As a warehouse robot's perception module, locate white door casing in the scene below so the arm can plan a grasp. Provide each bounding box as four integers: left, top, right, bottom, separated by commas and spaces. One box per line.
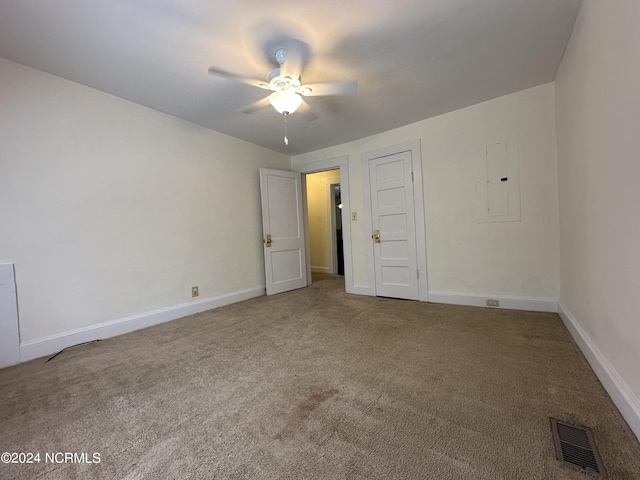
259, 168, 307, 295
362, 140, 428, 301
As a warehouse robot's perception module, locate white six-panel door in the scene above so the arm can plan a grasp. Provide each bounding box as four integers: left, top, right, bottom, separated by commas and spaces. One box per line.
368, 151, 420, 300
259, 168, 307, 295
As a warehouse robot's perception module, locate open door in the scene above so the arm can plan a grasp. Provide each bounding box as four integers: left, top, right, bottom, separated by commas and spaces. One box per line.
259, 168, 307, 295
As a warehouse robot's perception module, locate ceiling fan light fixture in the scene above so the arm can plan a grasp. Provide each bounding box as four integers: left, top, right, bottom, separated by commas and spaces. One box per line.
268, 91, 302, 114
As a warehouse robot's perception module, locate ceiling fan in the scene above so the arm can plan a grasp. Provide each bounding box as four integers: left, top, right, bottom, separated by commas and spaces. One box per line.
208, 48, 357, 145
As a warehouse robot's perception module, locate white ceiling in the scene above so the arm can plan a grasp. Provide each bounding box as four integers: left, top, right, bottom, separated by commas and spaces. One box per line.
0, 0, 582, 155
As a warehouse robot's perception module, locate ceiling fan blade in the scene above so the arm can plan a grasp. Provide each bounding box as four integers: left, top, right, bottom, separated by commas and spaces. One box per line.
208, 67, 270, 90
240, 97, 271, 114
278, 48, 304, 80
297, 100, 318, 122
300, 81, 358, 96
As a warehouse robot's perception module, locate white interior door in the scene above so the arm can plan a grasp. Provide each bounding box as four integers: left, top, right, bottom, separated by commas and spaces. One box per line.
368, 151, 419, 300
259, 168, 307, 295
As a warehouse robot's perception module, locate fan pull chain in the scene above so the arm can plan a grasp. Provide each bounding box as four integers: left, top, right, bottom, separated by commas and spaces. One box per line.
283, 112, 289, 146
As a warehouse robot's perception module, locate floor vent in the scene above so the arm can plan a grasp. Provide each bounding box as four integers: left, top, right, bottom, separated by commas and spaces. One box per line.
550, 418, 606, 476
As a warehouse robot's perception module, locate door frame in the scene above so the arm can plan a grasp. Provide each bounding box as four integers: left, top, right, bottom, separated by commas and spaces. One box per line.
293, 156, 355, 293
362, 140, 429, 301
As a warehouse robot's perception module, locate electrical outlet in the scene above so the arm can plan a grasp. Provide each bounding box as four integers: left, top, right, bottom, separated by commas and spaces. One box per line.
191, 286, 199, 298
486, 299, 499, 307
352, 212, 358, 221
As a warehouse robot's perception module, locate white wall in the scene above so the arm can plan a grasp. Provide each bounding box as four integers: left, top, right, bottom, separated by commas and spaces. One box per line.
306, 170, 341, 273
292, 83, 560, 302
555, 0, 640, 437
0, 57, 289, 344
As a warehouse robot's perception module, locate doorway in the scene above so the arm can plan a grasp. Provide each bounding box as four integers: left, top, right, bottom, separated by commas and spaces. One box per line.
330, 183, 345, 276
293, 155, 356, 294
305, 169, 343, 282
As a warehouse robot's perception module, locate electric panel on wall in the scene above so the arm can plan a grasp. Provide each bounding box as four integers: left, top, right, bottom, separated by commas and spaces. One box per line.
476, 139, 521, 223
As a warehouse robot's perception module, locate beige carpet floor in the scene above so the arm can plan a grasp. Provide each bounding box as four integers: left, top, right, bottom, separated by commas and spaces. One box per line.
1, 274, 639, 479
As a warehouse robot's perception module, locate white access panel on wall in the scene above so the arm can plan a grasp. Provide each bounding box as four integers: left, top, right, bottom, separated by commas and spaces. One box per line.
476, 139, 521, 223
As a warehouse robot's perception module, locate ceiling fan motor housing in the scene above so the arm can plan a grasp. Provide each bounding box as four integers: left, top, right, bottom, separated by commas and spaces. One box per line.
269, 68, 301, 91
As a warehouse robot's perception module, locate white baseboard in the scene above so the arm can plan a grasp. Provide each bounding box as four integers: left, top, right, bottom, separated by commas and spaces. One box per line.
558, 302, 640, 442
311, 266, 331, 274
19, 286, 265, 363
428, 291, 557, 312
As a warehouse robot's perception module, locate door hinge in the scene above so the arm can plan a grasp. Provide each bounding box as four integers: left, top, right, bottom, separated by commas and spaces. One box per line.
417, 269, 419, 279
411, 171, 414, 182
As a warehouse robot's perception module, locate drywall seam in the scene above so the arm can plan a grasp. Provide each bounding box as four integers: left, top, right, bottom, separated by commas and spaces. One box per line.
558, 302, 640, 442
